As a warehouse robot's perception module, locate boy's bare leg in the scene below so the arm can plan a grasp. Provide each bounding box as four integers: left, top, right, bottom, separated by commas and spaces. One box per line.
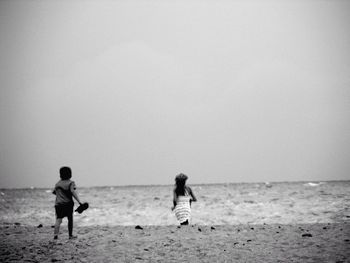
54, 218, 62, 239
67, 214, 73, 237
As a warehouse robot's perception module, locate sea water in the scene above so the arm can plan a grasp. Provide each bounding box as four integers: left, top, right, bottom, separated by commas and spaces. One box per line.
0, 181, 349, 226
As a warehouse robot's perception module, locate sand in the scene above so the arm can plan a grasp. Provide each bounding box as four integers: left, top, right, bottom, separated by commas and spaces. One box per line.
1, 223, 349, 262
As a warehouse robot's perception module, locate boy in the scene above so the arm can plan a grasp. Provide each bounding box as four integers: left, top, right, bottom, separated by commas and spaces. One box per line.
53, 166, 82, 239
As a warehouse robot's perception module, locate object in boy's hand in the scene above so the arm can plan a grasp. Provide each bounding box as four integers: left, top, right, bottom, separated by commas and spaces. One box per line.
75, 202, 89, 214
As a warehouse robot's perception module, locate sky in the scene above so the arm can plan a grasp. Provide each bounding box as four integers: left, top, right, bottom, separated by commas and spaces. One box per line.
0, 0, 349, 188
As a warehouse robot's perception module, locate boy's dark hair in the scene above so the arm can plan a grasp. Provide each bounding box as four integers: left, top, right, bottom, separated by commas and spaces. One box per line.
60, 166, 72, 180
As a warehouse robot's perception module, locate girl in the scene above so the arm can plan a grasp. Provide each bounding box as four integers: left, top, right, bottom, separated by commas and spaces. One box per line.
171, 173, 197, 225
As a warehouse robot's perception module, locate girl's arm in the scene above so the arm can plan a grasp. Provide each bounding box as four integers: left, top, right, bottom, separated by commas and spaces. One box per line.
171, 190, 177, 210
189, 187, 197, 202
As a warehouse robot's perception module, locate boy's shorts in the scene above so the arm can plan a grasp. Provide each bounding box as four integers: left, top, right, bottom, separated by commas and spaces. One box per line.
55, 203, 74, 219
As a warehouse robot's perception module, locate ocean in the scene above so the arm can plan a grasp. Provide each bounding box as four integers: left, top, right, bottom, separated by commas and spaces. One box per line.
0, 181, 349, 226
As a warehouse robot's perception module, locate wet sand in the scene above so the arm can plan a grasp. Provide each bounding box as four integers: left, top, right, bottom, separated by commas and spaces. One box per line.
1, 223, 349, 262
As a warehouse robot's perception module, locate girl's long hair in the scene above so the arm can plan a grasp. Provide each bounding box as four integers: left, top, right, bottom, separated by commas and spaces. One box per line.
175, 179, 186, 196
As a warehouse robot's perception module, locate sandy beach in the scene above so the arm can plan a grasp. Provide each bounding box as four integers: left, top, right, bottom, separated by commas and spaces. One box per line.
1, 222, 349, 262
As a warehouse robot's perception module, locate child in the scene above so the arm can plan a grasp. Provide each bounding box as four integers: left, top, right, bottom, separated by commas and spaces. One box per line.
53, 166, 82, 239
171, 173, 197, 225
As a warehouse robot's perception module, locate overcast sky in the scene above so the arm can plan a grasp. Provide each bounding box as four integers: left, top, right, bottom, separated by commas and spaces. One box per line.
1, 0, 349, 188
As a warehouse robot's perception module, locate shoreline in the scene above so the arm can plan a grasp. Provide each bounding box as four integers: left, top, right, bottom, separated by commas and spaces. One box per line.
1, 222, 349, 262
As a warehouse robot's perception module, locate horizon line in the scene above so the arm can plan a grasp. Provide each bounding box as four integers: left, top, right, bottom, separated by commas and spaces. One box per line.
1, 179, 349, 190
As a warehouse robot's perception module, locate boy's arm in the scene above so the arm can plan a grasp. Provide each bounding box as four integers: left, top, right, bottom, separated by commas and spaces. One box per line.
70, 182, 82, 205
72, 190, 82, 205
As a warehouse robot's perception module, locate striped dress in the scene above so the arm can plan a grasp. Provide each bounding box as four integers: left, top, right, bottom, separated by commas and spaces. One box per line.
174, 191, 191, 224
